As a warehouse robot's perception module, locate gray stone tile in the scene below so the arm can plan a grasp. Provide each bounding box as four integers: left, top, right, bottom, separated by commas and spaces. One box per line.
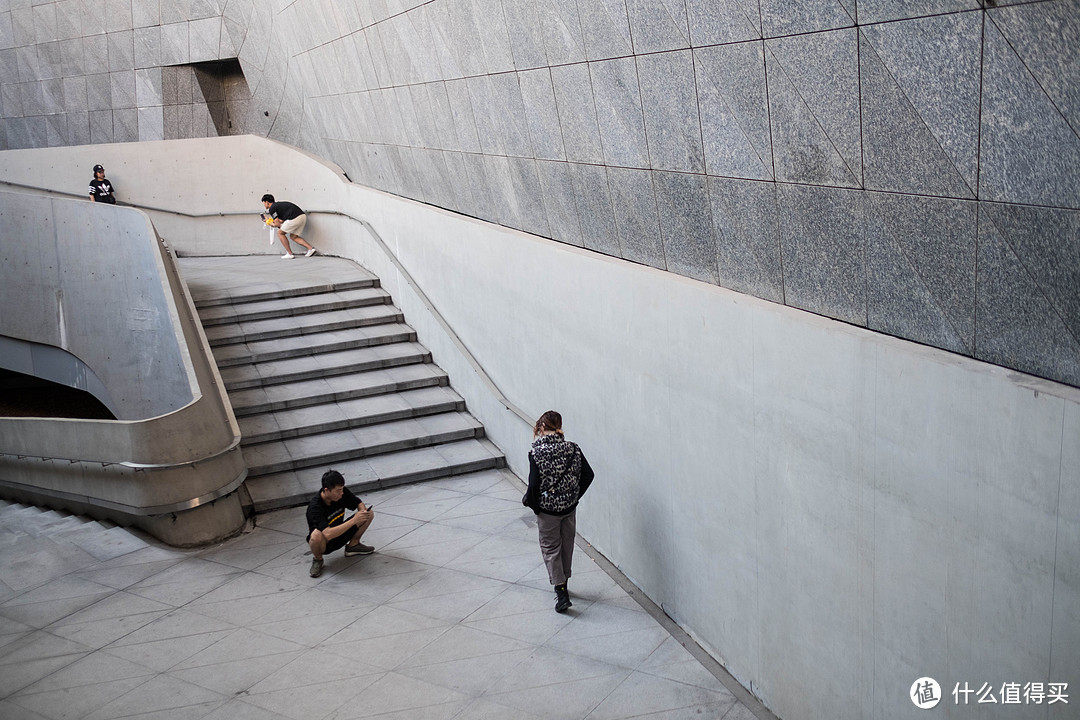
490, 71, 533, 158
10, 676, 145, 719
709, 176, 784, 303
160, 22, 189, 66
990, 0, 1080, 133
536, 159, 584, 247
10, 8, 35, 48
590, 57, 649, 168
54, 0, 81, 42
486, 669, 629, 719
551, 62, 603, 164
778, 183, 867, 326
979, 14, 1080, 209
654, 171, 718, 284
860, 14, 981, 196
109, 69, 134, 109
759, 0, 854, 37
860, 0, 979, 24
31, 3, 57, 44
979, 201, 1080, 364
694, 40, 772, 180
609, 166, 666, 270
577, 0, 634, 61
518, 68, 565, 161
133, 1, 160, 29
626, 0, 691, 54
637, 50, 705, 173
89, 109, 113, 143
132, 26, 160, 69
135, 67, 162, 107
539, 0, 587, 65
68, 111, 90, 144
107, 30, 133, 73
569, 161, 622, 256
686, 0, 761, 45
445, 0, 486, 77
444, 78, 481, 153
587, 670, 735, 719
976, 204, 1080, 386
765, 29, 861, 187
440, 151, 476, 213
59, 37, 83, 77
865, 192, 978, 354
473, 0, 515, 74
461, 152, 499, 222
36, 41, 61, 80
501, 0, 548, 69
424, 2, 462, 81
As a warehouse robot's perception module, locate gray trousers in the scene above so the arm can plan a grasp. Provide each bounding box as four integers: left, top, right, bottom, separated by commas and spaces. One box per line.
536, 509, 576, 586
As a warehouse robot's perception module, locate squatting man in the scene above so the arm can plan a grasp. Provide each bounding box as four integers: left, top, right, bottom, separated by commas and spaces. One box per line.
306, 470, 375, 578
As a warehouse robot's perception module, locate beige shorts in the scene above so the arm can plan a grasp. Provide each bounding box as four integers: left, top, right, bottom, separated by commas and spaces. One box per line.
280, 214, 307, 236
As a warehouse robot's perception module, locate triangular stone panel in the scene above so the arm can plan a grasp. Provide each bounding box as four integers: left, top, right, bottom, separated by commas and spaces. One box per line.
860, 36, 973, 197
979, 20, 1080, 208
766, 31, 861, 187
626, 0, 691, 54
862, 12, 981, 195
865, 193, 977, 354
759, 0, 854, 37
695, 41, 773, 180
686, 0, 761, 45
989, 0, 1080, 135
976, 208, 1080, 385
980, 201, 1080, 345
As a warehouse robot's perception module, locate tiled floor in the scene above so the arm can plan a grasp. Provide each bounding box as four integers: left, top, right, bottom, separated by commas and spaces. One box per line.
0, 470, 763, 720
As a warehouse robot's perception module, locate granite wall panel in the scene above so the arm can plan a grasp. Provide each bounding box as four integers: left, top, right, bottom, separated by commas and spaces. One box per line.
709, 177, 784, 303
4, 0, 1079, 388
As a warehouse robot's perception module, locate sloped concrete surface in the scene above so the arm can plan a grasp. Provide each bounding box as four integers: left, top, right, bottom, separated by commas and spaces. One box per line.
0, 477, 766, 720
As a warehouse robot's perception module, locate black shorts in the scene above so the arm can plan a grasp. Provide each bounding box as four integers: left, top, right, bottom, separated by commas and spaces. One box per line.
308, 524, 358, 554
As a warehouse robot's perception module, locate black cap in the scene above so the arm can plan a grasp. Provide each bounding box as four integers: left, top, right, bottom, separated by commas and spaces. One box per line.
93, 164, 104, 173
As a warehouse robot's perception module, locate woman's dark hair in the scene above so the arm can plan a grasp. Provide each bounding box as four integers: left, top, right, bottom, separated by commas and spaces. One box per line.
321, 469, 345, 490
261, 193, 275, 203
533, 410, 563, 438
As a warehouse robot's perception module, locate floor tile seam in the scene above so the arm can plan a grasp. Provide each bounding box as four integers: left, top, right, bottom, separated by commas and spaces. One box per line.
0, 588, 114, 614
6, 670, 156, 716
83, 674, 230, 720
166, 646, 310, 676
631, 661, 744, 696
478, 667, 634, 707
10, 647, 159, 695
103, 623, 243, 652
0, 650, 92, 698
47, 607, 173, 635
579, 668, 731, 719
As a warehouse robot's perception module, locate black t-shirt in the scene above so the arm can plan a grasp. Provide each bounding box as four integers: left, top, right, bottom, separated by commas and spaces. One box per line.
306, 487, 361, 536
268, 201, 303, 221
89, 178, 116, 204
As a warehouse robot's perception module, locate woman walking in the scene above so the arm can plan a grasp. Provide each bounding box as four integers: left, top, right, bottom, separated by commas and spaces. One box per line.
522, 411, 595, 612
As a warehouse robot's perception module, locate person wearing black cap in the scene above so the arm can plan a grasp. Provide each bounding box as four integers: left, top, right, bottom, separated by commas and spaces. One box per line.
88, 165, 116, 204
261, 193, 318, 260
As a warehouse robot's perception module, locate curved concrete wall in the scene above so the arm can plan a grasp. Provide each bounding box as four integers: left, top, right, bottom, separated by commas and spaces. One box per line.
0, 1, 1077, 389
6, 136, 1074, 719
0, 189, 246, 545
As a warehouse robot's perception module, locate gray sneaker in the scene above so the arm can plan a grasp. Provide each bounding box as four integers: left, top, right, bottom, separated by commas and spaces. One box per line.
344, 542, 374, 557
309, 558, 324, 577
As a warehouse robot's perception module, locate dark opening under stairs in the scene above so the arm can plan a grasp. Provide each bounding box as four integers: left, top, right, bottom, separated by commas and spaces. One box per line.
183, 256, 505, 514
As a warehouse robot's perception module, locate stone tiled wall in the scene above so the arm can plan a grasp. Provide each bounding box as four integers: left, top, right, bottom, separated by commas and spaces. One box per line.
2, 0, 1078, 386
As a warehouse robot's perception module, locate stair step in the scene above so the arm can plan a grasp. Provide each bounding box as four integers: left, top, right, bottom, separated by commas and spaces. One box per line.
205, 305, 405, 347
245, 438, 506, 513
242, 412, 485, 477
230, 364, 450, 417
193, 276, 379, 309
212, 323, 417, 367
221, 342, 432, 391
197, 287, 391, 326
238, 386, 466, 445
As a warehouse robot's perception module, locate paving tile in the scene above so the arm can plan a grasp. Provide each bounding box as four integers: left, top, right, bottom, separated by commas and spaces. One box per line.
169, 650, 306, 696
246, 648, 385, 694
398, 647, 532, 695
547, 625, 672, 669
8, 676, 149, 720
15, 651, 155, 694
0, 653, 89, 699
324, 625, 449, 671
47, 610, 171, 650
80, 674, 227, 720
586, 670, 737, 720
483, 671, 629, 720
101, 630, 236, 672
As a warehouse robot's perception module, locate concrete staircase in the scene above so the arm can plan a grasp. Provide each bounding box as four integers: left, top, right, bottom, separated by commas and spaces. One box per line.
0, 499, 151, 563
188, 258, 505, 514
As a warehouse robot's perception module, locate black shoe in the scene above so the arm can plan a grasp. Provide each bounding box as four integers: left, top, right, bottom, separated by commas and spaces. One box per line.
344, 542, 374, 557
554, 584, 572, 613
